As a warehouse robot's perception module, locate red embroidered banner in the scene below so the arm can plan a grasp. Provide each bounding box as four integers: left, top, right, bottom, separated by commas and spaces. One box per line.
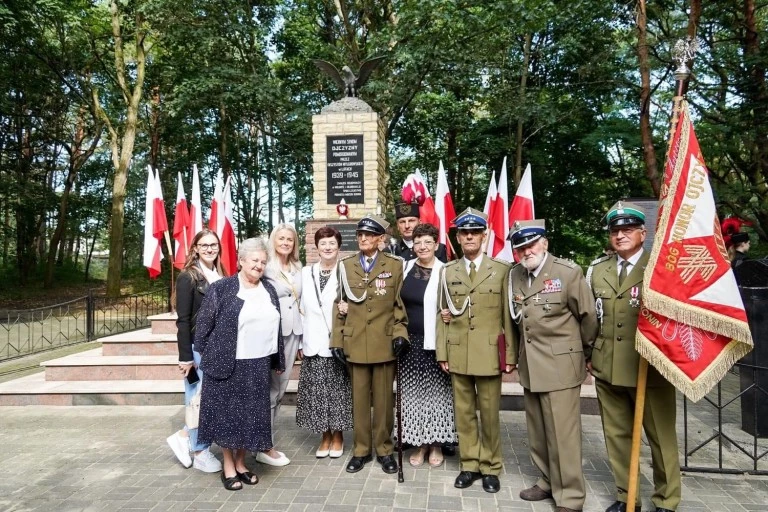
636, 100, 753, 402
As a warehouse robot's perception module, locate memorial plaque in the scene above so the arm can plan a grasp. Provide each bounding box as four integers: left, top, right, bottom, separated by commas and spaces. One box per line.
327, 135, 364, 204
327, 222, 360, 252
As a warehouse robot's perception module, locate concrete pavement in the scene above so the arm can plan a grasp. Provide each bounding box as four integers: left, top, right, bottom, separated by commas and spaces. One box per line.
1, 405, 767, 512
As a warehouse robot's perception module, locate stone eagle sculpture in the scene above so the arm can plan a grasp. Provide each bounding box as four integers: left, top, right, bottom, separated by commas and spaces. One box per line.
312, 56, 386, 98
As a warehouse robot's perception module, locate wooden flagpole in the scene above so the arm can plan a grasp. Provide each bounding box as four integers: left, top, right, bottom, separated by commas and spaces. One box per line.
626, 38, 694, 511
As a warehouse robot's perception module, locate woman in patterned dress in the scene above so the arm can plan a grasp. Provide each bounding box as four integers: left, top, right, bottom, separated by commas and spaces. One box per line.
296, 227, 353, 458
398, 224, 456, 467
196, 238, 285, 490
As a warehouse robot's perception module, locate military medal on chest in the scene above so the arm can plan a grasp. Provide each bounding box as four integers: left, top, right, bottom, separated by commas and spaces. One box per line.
629, 286, 640, 308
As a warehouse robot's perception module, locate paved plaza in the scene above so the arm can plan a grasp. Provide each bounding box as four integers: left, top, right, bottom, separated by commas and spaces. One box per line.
1, 405, 767, 512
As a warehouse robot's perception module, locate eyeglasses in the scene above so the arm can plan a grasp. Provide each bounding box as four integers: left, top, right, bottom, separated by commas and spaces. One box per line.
413, 240, 436, 247
609, 227, 642, 236
197, 243, 220, 251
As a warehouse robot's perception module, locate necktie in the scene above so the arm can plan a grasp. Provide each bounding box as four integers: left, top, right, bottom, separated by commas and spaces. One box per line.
528, 272, 535, 287
618, 260, 629, 286
469, 261, 477, 282
366, 257, 373, 266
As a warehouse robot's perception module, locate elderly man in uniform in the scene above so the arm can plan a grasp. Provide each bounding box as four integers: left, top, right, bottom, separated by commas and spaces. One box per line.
587, 202, 681, 512
388, 202, 449, 262
508, 220, 598, 512
436, 207, 516, 493
331, 214, 409, 475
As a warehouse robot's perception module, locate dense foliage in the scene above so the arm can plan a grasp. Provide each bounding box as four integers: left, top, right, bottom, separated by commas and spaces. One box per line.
1, 0, 765, 291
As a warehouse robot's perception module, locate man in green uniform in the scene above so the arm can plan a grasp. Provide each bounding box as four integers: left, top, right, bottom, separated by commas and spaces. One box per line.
508, 220, 597, 512
436, 207, 516, 493
587, 201, 681, 512
330, 214, 409, 474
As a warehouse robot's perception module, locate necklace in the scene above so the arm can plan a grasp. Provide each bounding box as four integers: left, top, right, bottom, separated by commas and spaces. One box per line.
319, 269, 332, 276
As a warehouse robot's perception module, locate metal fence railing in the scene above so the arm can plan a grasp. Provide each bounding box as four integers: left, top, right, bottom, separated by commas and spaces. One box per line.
681, 362, 768, 475
0, 287, 170, 362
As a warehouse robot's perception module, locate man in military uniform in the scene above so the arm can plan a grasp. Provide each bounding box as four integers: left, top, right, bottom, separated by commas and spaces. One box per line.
436, 207, 515, 493
330, 214, 409, 474
387, 202, 449, 262
587, 202, 681, 512
508, 220, 597, 512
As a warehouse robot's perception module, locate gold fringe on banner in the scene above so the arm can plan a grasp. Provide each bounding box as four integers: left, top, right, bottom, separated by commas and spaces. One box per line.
636, 331, 752, 403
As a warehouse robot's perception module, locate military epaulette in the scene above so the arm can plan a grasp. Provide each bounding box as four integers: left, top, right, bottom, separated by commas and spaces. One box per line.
585, 255, 611, 288
488, 255, 513, 267
443, 259, 461, 268
381, 252, 404, 262
553, 257, 577, 269
339, 253, 357, 262
588, 255, 611, 268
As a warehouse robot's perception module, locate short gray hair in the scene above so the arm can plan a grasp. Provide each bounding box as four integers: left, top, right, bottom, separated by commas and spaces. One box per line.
238, 237, 269, 261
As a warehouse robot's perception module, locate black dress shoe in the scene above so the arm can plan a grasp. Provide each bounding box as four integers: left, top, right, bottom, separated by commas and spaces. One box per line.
346, 454, 372, 473
605, 501, 640, 512
481, 474, 500, 493
376, 454, 398, 474
454, 471, 482, 489
442, 444, 456, 457
656, 508, 674, 512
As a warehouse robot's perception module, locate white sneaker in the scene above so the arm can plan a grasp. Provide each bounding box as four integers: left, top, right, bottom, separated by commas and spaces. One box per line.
166, 432, 192, 468
255, 450, 290, 466
192, 448, 223, 473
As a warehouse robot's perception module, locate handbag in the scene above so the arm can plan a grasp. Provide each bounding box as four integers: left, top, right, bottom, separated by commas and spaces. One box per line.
185, 381, 202, 429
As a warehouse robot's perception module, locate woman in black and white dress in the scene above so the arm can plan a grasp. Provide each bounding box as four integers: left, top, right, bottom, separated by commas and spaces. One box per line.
296, 227, 352, 458
398, 223, 456, 468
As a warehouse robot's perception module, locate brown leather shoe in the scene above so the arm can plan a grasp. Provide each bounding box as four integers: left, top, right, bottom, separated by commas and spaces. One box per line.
519, 484, 553, 501
555, 508, 582, 512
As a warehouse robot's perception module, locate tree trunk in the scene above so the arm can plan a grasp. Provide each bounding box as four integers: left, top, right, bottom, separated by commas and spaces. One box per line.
637, 0, 661, 196
45, 105, 101, 287
103, 1, 148, 297
514, 33, 532, 187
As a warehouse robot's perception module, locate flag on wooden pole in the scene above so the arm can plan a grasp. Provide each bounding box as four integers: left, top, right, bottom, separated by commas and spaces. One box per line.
142, 166, 164, 278
508, 163, 535, 262
435, 161, 456, 259
636, 100, 753, 402
220, 175, 238, 276
486, 158, 513, 261
172, 172, 191, 269
188, 164, 203, 244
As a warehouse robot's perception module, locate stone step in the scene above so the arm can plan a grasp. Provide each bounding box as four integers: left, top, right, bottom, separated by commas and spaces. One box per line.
148, 313, 177, 335
41, 348, 178, 381
0, 372, 183, 406
0, 370, 597, 410
100, 328, 178, 356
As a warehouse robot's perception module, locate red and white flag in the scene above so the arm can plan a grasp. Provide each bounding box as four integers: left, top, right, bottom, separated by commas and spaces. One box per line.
142, 166, 165, 278
636, 100, 753, 402
208, 171, 223, 234
435, 161, 456, 259
401, 172, 439, 228
172, 172, 191, 270
486, 158, 512, 261
220, 175, 238, 276
508, 163, 535, 262
187, 164, 203, 244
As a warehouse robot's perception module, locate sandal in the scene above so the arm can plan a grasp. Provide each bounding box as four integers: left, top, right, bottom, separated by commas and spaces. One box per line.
221, 472, 242, 491
236, 470, 259, 485
409, 446, 427, 467
428, 446, 444, 468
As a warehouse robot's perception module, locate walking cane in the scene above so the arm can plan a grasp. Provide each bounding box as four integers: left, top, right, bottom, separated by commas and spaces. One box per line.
396, 358, 404, 483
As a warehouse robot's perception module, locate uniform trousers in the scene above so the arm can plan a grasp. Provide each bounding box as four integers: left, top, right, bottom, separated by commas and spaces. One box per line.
270, 332, 301, 442
524, 385, 585, 510
349, 361, 395, 457
451, 373, 502, 475
595, 378, 681, 510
